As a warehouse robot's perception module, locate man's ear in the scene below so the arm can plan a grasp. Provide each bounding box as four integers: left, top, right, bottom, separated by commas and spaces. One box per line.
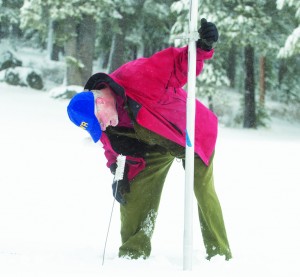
96, 97, 105, 104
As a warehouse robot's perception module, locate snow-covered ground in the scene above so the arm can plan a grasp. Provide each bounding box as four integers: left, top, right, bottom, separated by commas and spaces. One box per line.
0, 82, 300, 277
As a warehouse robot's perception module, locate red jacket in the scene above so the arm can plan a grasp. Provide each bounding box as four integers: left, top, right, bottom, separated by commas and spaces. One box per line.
84, 46, 218, 180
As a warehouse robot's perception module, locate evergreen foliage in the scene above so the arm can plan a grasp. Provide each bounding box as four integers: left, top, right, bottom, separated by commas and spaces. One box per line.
170, 0, 299, 127
0, 0, 298, 126
0, 0, 23, 38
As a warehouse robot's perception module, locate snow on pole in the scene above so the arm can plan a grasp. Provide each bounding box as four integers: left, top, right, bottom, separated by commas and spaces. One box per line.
183, 0, 198, 271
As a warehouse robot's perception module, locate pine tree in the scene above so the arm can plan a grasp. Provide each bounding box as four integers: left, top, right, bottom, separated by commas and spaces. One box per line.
20, 0, 110, 86
0, 0, 24, 39
170, 0, 299, 127
277, 0, 300, 58
105, 0, 176, 72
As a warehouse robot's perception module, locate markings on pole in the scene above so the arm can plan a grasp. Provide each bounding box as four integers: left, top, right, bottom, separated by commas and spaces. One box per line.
185, 129, 192, 147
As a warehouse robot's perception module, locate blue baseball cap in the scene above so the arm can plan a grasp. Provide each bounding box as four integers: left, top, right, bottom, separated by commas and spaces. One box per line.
67, 91, 102, 142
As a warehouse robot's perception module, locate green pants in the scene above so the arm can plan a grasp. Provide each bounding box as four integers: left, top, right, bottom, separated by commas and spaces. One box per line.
119, 151, 232, 260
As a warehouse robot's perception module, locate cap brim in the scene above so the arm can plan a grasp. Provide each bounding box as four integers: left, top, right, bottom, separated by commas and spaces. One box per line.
88, 120, 102, 142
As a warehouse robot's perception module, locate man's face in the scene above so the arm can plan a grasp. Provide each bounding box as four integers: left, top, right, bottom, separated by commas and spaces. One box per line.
93, 87, 118, 131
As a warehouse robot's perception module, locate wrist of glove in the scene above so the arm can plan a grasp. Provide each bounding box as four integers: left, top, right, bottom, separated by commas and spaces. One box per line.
196, 39, 214, 51
197, 18, 219, 51
109, 163, 117, 175
111, 163, 130, 205
112, 178, 130, 205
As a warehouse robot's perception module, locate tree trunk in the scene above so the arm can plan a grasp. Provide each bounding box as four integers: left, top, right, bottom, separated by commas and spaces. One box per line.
136, 42, 145, 58
227, 44, 236, 88
208, 95, 214, 112
77, 16, 96, 84
50, 21, 63, 61
259, 56, 266, 106
243, 45, 256, 128
108, 31, 126, 73
278, 59, 287, 86
108, 16, 129, 73
64, 19, 82, 86
47, 19, 54, 60
51, 44, 61, 61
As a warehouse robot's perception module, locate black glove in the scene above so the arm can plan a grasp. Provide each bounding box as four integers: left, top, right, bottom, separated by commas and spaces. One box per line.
197, 18, 219, 51
111, 163, 130, 205
109, 163, 117, 175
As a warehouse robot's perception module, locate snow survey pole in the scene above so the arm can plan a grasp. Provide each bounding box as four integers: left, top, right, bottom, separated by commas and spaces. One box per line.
183, 0, 199, 271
